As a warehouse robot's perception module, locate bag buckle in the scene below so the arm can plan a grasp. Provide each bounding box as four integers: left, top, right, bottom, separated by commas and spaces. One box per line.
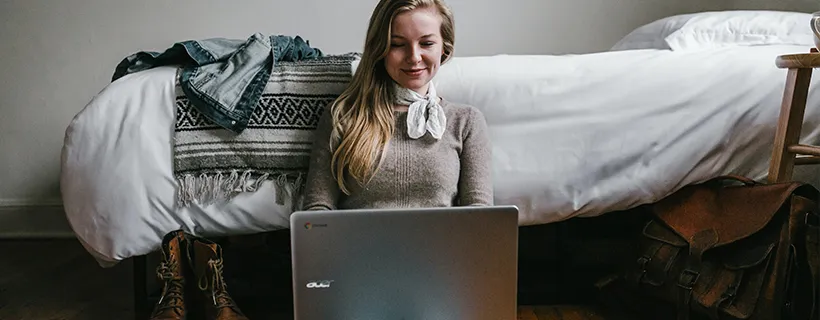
633, 256, 651, 284
637, 255, 650, 268
677, 269, 700, 290
720, 281, 739, 301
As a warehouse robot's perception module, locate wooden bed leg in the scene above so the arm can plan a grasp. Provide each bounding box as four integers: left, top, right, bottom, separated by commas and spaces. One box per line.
133, 255, 149, 320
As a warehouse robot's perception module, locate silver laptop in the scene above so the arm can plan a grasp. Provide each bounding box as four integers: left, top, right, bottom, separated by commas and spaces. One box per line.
289, 205, 520, 320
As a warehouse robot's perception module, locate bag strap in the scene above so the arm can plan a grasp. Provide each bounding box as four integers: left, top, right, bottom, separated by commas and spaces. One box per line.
676, 229, 719, 320
707, 175, 759, 186
666, 176, 750, 320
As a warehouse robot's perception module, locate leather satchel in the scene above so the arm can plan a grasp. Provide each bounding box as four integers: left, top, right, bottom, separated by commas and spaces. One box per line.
595, 176, 820, 320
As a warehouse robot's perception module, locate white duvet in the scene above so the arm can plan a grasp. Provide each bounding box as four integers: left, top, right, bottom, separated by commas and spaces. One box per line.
61, 45, 820, 266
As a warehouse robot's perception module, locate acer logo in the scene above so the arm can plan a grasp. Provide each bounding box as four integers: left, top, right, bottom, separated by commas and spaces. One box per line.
306, 280, 334, 289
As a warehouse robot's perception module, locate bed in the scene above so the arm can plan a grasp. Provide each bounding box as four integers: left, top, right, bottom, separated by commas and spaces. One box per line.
60, 10, 820, 267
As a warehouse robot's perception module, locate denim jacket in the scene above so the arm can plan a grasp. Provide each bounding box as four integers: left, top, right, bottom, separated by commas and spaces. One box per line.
112, 33, 323, 133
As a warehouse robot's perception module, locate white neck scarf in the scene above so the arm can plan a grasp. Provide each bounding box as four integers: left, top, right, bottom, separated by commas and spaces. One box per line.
393, 81, 446, 140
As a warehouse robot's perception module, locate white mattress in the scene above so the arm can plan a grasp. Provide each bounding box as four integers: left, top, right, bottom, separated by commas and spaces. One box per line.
61, 45, 820, 266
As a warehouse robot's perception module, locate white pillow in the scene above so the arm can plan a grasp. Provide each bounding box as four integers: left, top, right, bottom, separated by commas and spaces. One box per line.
611, 12, 699, 50
611, 10, 814, 51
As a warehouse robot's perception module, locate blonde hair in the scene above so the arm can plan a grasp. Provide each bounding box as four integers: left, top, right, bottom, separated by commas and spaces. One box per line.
328, 0, 455, 194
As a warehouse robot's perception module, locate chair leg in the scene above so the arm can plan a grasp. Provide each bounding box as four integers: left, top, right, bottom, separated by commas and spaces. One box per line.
769, 67, 813, 183
133, 255, 149, 320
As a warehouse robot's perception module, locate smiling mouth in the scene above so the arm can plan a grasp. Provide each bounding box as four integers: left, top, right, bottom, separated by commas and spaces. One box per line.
402, 68, 426, 76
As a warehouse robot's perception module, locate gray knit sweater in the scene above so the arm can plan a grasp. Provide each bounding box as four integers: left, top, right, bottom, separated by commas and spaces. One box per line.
301, 99, 494, 210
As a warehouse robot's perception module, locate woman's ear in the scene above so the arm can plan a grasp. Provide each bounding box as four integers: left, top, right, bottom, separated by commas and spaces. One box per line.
441, 49, 453, 64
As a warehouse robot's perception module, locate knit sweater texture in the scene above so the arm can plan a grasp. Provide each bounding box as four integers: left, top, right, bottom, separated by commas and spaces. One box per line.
301, 98, 493, 210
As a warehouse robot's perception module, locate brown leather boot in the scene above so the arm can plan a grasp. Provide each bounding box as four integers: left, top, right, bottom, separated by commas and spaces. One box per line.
188, 236, 250, 320
149, 230, 190, 320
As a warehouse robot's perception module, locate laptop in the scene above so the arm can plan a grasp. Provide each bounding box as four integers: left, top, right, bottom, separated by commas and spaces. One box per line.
289, 205, 520, 320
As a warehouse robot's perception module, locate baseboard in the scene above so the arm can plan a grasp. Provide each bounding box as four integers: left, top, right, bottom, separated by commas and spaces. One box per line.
0, 198, 75, 239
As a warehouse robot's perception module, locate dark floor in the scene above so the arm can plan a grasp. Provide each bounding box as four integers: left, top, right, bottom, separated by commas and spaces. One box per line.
0, 237, 298, 320
0, 239, 133, 319
0, 209, 647, 320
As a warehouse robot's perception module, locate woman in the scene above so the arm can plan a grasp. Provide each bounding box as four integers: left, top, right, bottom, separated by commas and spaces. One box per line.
301, 0, 493, 211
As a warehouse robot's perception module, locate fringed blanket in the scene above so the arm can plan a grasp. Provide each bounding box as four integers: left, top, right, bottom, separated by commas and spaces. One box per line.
173, 53, 358, 208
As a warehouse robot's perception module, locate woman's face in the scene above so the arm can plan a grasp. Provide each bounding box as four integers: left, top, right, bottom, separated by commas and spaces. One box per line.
385, 7, 444, 95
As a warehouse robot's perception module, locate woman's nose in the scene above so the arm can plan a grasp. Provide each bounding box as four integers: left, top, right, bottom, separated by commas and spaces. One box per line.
406, 46, 422, 63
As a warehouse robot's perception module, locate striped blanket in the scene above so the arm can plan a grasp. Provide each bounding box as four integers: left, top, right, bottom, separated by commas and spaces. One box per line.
173, 53, 358, 208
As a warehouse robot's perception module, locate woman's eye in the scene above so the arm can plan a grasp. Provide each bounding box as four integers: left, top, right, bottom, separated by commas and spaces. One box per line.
421, 42, 435, 46
390, 43, 404, 47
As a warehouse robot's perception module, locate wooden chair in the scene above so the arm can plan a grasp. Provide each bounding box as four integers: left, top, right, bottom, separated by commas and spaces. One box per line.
768, 48, 820, 183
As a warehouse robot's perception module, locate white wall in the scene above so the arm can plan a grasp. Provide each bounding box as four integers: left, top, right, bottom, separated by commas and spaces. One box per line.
730, 0, 818, 12
0, 0, 748, 236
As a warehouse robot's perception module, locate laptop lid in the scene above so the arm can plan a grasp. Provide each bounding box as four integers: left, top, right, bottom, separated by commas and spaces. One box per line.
289, 205, 519, 320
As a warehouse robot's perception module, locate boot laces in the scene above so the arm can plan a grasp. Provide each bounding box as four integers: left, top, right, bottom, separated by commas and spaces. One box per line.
153, 259, 185, 312
200, 258, 235, 308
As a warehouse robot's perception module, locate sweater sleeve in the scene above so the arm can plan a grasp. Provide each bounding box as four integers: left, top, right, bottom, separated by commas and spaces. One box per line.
457, 107, 494, 206
301, 106, 341, 211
